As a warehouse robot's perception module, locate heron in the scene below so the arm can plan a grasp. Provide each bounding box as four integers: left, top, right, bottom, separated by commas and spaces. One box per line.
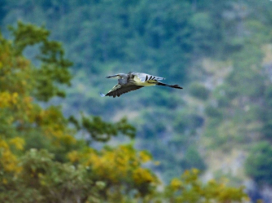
100, 72, 183, 98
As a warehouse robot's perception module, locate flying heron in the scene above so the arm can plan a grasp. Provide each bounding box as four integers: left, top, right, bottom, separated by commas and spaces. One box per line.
100, 72, 183, 98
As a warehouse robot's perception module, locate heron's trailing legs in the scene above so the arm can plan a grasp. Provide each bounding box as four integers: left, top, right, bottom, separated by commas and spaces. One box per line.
156, 82, 183, 89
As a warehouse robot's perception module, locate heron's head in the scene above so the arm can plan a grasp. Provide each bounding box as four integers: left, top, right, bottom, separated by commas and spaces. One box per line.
106, 73, 127, 79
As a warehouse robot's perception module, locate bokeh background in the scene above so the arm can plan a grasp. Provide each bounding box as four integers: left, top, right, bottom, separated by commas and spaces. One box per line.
1, 0, 272, 202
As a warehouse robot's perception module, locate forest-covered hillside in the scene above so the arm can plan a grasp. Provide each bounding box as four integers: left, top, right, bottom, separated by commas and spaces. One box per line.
0, 19, 248, 203
1, 0, 272, 202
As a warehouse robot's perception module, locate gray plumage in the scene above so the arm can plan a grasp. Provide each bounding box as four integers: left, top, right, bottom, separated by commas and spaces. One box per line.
101, 72, 183, 98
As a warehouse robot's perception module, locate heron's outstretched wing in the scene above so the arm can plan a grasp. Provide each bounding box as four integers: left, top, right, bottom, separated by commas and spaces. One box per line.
105, 84, 143, 98
131, 72, 165, 82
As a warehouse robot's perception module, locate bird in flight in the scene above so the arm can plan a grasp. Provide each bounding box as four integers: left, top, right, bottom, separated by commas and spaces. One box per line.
100, 72, 183, 98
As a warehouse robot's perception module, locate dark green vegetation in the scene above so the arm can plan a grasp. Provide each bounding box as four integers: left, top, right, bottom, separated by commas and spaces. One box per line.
245, 141, 272, 186
1, 0, 272, 200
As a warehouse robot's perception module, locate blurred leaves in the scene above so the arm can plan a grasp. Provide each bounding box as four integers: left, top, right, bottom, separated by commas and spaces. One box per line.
165, 169, 248, 203
9, 21, 72, 101
69, 115, 136, 142
245, 141, 272, 185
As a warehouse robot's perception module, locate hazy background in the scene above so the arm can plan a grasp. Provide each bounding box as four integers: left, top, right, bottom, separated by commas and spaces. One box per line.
1, 0, 272, 202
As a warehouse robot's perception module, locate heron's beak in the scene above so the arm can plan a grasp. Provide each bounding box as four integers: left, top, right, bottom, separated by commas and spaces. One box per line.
106, 74, 119, 78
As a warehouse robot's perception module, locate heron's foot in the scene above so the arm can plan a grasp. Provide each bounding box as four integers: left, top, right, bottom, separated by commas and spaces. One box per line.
100, 93, 106, 97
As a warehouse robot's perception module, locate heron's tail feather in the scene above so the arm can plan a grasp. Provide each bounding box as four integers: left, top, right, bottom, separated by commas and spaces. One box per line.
157, 82, 183, 89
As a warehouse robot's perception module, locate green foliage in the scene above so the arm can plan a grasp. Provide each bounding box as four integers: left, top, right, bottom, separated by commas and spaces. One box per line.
182, 146, 206, 171
9, 21, 72, 101
69, 115, 136, 142
205, 105, 223, 119
164, 169, 248, 203
245, 141, 272, 185
202, 6, 272, 151
189, 83, 210, 100
0, 149, 103, 203
262, 86, 272, 141
173, 112, 204, 134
